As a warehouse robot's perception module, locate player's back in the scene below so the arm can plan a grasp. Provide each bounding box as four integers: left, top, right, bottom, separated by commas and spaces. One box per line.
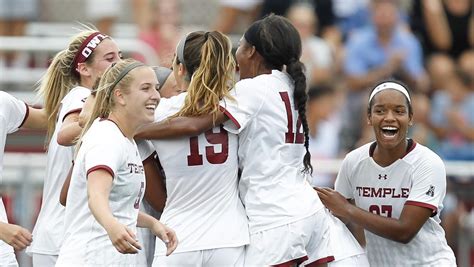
149, 93, 248, 256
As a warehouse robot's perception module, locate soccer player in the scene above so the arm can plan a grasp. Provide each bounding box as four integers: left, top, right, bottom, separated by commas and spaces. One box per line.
137, 16, 367, 266
55, 59, 177, 266
138, 30, 249, 266
27, 28, 122, 266
0, 91, 46, 266
316, 80, 457, 266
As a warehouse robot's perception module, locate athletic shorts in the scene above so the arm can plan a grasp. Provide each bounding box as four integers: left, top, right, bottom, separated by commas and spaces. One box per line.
152, 246, 245, 267
245, 208, 334, 266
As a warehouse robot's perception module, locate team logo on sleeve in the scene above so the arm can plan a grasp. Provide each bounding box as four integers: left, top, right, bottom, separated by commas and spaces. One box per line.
378, 174, 388, 180
426, 185, 435, 197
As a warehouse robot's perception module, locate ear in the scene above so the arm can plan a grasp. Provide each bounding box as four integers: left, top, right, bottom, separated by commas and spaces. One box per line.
248, 46, 257, 59
178, 63, 186, 78
367, 115, 372, 126
114, 88, 126, 106
76, 62, 92, 78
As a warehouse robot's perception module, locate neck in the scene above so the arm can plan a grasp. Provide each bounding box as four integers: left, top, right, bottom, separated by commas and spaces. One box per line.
373, 139, 408, 167
107, 112, 136, 139
80, 77, 94, 89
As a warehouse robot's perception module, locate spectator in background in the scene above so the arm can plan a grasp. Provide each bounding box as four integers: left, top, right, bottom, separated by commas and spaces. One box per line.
133, 0, 181, 67
430, 68, 474, 161
410, 0, 473, 60
212, 0, 262, 34
306, 85, 342, 188
85, 0, 122, 35
426, 53, 456, 93
0, 0, 39, 68
458, 50, 474, 87
409, 92, 438, 148
340, 0, 428, 152
287, 3, 334, 87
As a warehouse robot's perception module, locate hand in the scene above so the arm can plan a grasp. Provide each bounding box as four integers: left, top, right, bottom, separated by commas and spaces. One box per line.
387, 51, 406, 73
0, 222, 33, 250
105, 221, 141, 254
151, 221, 178, 256
315, 187, 352, 220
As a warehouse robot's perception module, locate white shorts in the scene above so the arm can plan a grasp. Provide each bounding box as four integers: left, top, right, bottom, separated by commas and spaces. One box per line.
0, 252, 18, 267
31, 253, 58, 267
152, 246, 245, 267
245, 208, 334, 266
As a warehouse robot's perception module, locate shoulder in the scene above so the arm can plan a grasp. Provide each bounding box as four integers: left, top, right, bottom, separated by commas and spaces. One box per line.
62, 86, 90, 104
154, 93, 187, 122
404, 143, 444, 169
83, 119, 124, 146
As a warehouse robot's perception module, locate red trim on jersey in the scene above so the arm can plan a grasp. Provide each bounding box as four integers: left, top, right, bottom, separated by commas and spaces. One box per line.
219, 106, 241, 129
62, 108, 82, 122
306, 256, 335, 266
18, 102, 30, 128
401, 139, 417, 158
87, 165, 114, 179
405, 200, 437, 214
272, 256, 308, 267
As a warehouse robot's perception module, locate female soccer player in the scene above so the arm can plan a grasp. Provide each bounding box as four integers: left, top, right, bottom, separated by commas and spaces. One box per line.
138, 30, 249, 266
27, 28, 122, 266
137, 16, 367, 266
0, 92, 46, 266
55, 59, 177, 266
316, 80, 457, 266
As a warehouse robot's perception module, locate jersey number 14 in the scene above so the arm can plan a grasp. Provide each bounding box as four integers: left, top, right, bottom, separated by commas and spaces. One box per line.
280, 92, 304, 144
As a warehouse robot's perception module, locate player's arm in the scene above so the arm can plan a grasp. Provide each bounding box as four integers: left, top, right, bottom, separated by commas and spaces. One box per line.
59, 164, 73, 206
135, 112, 227, 140
21, 106, 47, 130
0, 222, 33, 251
143, 155, 167, 212
344, 199, 366, 247
137, 211, 177, 256
57, 112, 82, 146
316, 188, 432, 244
87, 169, 141, 254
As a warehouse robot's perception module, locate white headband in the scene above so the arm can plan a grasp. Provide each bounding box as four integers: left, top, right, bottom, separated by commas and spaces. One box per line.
369, 82, 411, 103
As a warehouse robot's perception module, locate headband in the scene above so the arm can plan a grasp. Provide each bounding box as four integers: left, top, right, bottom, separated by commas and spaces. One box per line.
109, 62, 145, 90
369, 81, 411, 103
72, 32, 109, 75
153, 66, 172, 90
176, 33, 189, 65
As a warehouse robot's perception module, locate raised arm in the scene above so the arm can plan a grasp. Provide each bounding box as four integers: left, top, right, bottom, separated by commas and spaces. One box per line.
316, 187, 432, 244
22, 107, 47, 130
57, 112, 82, 146
135, 112, 227, 140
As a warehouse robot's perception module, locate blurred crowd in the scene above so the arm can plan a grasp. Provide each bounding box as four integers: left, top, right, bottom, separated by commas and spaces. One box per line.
1, 0, 473, 262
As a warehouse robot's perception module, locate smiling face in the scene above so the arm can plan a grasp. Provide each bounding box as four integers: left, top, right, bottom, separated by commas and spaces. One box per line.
368, 89, 413, 151
122, 66, 160, 126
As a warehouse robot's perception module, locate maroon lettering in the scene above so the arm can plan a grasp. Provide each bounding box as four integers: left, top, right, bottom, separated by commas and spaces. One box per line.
279, 92, 303, 144
187, 126, 229, 166
356, 186, 410, 198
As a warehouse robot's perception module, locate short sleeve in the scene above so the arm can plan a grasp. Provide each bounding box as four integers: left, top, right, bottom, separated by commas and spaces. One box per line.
405, 155, 446, 215
154, 93, 186, 122
220, 79, 265, 134
84, 141, 123, 179
137, 140, 155, 161
60, 88, 91, 122
334, 157, 354, 199
1, 92, 28, 133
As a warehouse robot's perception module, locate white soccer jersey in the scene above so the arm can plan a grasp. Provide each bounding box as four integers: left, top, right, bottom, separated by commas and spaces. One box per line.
146, 93, 249, 256
220, 70, 323, 233
335, 140, 456, 266
28, 86, 90, 256
56, 119, 145, 266
0, 91, 28, 261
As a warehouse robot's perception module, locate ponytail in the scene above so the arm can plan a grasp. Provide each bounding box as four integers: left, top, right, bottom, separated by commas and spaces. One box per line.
287, 59, 312, 174
175, 31, 235, 123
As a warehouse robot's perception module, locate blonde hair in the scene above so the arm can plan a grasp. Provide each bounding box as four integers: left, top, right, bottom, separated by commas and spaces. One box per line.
78, 58, 143, 142
37, 26, 106, 143
175, 31, 235, 122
